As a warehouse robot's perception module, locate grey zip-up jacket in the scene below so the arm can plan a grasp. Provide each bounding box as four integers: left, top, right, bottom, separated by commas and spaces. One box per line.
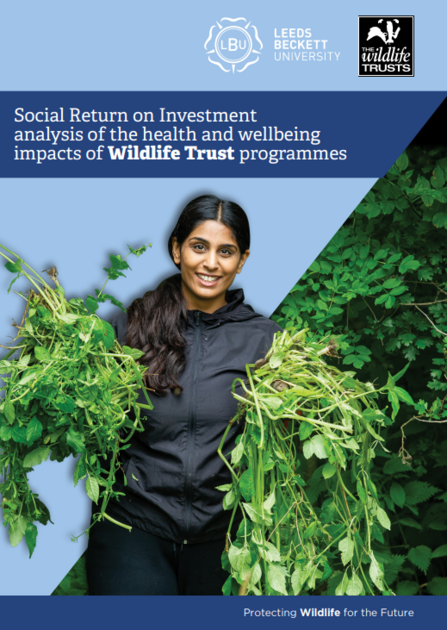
107, 289, 281, 544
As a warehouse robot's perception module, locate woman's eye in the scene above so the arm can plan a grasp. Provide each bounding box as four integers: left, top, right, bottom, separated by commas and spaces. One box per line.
193, 244, 206, 251
220, 248, 232, 256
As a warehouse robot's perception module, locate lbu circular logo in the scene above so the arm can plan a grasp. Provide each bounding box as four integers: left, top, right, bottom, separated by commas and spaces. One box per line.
205, 17, 263, 73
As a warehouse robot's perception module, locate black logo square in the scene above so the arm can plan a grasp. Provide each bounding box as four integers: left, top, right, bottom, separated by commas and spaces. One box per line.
358, 16, 414, 77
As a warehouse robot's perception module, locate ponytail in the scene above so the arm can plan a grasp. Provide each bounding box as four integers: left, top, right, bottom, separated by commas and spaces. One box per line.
125, 274, 187, 395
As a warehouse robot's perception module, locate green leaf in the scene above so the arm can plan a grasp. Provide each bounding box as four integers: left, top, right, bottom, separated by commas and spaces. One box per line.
384, 555, 406, 585
59, 313, 81, 324
92, 320, 115, 350
228, 545, 251, 573
383, 277, 401, 289
109, 254, 130, 271
222, 575, 232, 596
10, 425, 27, 444
303, 434, 328, 460
375, 294, 389, 306
85, 474, 100, 503
25, 523, 38, 558
85, 295, 99, 313
376, 506, 391, 530
5, 260, 22, 274
223, 489, 235, 510
299, 421, 313, 440
262, 396, 282, 411
432, 544, 447, 559
23, 446, 51, 467
322, 462, 336, 479
408, 546, 432, 574
394, 386, 415, 406
239, 466, 255, 502
231, 441, 244, 465
392, 363, 411, 383
369, 554, 385, 591
263, 489, 276, 512
26, 416, 43, 444
4, 400, 15, 423
335, 571, 349, 595
259, 541, 281, 563
339, 536, 354, 565
427, 577, 447, 596
9, 515, 28, 547
346, 573, 363, 595
267, 564, 287, 595
404, 481, 440, 505
399, 255, 421, 273
35, 499, 52, 526
128, 243, 151, 258
433, 212, 447, 229
0, 424, 12, 440
390, 483, 405, 508
121, 346, 145, 360
396, 152, 409, 171
73, 456, 87, 486
291, 566, 306, 595
357, 480, 367, 504
95, 291, 125, 311
66, 427, 85, 453
249, 562, 262, 587
304, 521, 317, 539
55, 394, 75, 414
399, 517, 422, 530
243, 502, 272, 525
269, 352, 284, 369
374, 249, 389, 261
385, 295, 395, 309
215, 484, 232, 492
34, 346, 52, 361
396, 581, 419, 596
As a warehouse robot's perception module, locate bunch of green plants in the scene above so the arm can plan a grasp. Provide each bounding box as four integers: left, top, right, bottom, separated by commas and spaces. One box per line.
272, 146, 447, 595
218, 328, 409, 596
0, 243, 152, 557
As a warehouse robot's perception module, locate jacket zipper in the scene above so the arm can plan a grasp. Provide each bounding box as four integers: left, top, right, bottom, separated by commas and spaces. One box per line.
182, 311, 201, 543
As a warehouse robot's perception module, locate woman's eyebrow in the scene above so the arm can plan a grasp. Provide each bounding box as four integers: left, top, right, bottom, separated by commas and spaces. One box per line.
188, 237, 237, 248
188, 237, 209, 244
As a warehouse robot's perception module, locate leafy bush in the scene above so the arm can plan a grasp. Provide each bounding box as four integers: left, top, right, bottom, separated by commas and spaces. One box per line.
273, 146, 447, 595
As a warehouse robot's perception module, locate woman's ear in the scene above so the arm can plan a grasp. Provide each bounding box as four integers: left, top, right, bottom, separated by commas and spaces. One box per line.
172, 237, 181, 265
237, 250, 250, 274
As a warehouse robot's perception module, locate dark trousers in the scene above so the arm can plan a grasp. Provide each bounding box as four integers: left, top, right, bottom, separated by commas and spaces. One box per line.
86, 518, 228, 595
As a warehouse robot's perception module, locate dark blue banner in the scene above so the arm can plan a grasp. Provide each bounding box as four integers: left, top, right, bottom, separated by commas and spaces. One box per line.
1, 595, 445, 628
0, 92, 445, 177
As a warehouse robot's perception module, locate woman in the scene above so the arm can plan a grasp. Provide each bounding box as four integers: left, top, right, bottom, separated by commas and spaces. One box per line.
87, 195, 281, 595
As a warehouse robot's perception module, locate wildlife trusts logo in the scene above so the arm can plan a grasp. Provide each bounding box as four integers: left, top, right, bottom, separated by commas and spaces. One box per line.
204, 17, 263, 73
358, 15, 414, 77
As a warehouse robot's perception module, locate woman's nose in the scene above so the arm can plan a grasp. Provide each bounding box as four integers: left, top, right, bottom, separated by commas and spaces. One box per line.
204, 250, 218, 270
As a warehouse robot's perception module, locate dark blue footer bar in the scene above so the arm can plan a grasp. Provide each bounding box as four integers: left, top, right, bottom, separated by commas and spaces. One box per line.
1, 596, 445, 628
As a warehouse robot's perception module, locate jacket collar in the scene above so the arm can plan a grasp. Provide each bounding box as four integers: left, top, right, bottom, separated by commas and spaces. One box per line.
187, 288, 258, 327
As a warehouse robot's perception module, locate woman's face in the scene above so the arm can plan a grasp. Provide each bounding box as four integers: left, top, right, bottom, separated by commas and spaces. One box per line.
172, 220, 250, 313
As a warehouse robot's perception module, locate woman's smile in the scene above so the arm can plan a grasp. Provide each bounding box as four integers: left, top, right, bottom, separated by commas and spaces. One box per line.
196, 273, 221, 286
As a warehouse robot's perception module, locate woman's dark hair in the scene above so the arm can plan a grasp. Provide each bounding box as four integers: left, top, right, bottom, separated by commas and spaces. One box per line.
124, 195, 250, 395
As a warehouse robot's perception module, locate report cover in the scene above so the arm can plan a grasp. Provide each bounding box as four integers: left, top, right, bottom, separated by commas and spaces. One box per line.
0, 0, 446, 623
